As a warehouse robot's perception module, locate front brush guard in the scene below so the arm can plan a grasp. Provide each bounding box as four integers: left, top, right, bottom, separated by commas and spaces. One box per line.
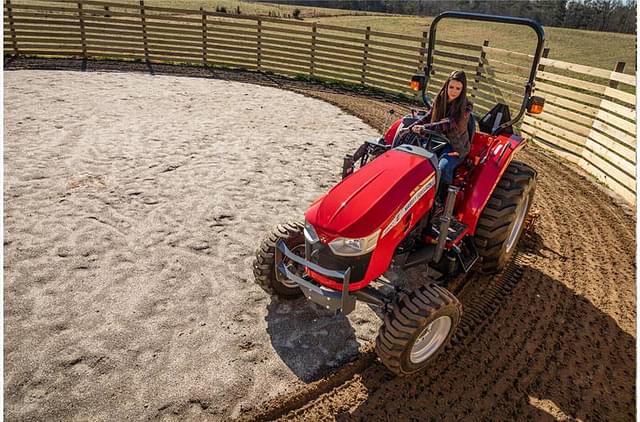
275, 239, 356, 314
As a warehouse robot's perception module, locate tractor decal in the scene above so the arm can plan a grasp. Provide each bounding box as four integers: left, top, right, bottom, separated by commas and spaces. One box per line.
381, 174, 435, 238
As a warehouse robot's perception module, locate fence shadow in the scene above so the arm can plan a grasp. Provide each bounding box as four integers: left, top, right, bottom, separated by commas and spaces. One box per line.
341, 264, 635, 421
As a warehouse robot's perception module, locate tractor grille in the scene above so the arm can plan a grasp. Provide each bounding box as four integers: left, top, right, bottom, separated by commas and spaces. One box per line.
306, 240, 372, 283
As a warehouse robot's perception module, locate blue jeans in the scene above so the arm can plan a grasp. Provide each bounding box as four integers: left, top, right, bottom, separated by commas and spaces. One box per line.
438, 145, 462, 185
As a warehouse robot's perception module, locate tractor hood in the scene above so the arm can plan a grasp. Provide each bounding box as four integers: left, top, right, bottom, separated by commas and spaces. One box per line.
305, 147, 437, 239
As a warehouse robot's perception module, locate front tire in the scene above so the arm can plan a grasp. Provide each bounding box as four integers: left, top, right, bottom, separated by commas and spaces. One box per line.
474, 160, 536, 273
253, 221, 305, 298
375, 284, 462, 376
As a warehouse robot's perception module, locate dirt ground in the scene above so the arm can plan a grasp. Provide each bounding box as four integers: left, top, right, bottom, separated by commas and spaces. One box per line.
4, 59, 636, 422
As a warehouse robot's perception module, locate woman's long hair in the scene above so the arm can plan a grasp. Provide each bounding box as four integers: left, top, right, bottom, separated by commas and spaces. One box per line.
431, 70, 468, 132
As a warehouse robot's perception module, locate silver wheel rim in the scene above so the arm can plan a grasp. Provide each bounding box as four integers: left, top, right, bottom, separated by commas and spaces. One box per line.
505, 193, 530, 254
410, 316, 452, 364
276, 243, 305, 289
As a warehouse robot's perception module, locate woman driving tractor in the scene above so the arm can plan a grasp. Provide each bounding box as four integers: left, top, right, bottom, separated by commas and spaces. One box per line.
255, 11, 544, 376
411, 70, 473, 201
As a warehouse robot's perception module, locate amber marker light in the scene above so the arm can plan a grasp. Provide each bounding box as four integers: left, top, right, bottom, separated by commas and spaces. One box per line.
529, 103, 544, 114
410, 74, 425, 91
527, 96, 545, 115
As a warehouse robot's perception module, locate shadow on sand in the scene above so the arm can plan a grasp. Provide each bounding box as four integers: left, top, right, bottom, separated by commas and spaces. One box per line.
265, 296, 361, 383
340, 263, 635, 421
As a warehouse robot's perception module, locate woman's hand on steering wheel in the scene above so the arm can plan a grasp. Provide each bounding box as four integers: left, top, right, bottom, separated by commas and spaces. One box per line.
411, 125, 443, 139
408, 125, 451, 153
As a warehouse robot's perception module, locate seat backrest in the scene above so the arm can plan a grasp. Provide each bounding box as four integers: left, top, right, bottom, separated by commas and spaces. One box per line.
452, 114, 479, 186
467, 112, 476, 141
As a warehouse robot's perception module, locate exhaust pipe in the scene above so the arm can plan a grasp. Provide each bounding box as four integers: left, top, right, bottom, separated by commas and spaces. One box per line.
433, 185, 459, 263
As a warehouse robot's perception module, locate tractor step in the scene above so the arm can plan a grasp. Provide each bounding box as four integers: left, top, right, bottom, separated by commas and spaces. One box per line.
456, 237, 479, 273
431, 217, 468, 244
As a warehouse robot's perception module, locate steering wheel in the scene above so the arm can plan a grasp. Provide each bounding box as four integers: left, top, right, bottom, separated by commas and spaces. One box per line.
414, 128, 450, 154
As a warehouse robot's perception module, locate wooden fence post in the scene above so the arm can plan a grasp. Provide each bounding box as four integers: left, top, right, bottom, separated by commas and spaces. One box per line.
140, 0, 148, 61
309, 22, 317, 77
6, 0, 18, 55
256, 18, 262, 72
412, 29, 428, 99
78, 1, 87, 59
538, 47, 550, 71
609, 61, 626, 89
417, 29, 428, 70
360, 26, 370, 85
471, 40, 489, 100
201, 7, 207, 65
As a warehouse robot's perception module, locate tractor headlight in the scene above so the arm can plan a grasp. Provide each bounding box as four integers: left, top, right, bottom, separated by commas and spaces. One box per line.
328, 230, 380, 256
304, 220, 320, 244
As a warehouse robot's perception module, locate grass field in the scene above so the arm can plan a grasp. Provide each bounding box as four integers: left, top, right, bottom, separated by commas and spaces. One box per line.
310, 15, 636, 73
142, 0, 377, 17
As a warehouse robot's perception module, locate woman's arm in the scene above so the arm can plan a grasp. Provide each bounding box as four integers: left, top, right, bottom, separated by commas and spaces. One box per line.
420, 102, 473, 134
410, 117, 452, 136
420, 117, 454, 133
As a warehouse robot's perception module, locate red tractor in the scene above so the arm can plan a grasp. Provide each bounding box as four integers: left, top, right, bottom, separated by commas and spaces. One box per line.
254, 12, 546, 375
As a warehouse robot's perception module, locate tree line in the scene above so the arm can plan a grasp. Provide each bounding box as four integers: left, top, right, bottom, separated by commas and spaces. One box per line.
250, 0, 636, 34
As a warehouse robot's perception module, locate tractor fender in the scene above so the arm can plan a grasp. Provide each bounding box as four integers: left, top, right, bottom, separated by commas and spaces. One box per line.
383, 119, 403, 145
458, 134, 527, 234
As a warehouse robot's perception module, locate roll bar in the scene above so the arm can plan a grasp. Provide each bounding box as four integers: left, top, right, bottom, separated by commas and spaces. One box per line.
422, 11, 546, 135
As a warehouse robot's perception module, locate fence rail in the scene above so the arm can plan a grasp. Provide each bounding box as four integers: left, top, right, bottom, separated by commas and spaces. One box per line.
521, 56, 636, 204
3, 0, 637, 204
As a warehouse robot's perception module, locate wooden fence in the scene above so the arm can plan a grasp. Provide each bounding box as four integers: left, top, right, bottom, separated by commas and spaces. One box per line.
3, 0, 433, 96
521, 56, 636, 204
3, 0, 637, 204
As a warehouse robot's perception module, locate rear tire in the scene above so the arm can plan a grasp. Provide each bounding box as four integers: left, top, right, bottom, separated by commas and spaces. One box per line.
253, 221, 305, 299
474, 160, 536, 273
375, 284, 462, 376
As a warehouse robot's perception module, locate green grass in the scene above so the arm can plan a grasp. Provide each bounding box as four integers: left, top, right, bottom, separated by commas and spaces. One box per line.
141, 0, 377, 18
15, 0, 379, 17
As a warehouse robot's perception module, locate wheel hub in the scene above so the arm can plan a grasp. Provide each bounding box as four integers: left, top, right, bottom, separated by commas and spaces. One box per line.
410, 316, 452, 364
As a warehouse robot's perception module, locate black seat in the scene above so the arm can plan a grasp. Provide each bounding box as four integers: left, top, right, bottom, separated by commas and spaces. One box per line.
451, 114, 478, 186
467, 113, 476, 142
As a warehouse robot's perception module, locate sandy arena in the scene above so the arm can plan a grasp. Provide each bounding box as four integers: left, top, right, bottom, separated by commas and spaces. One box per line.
4, 63, 636, 421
